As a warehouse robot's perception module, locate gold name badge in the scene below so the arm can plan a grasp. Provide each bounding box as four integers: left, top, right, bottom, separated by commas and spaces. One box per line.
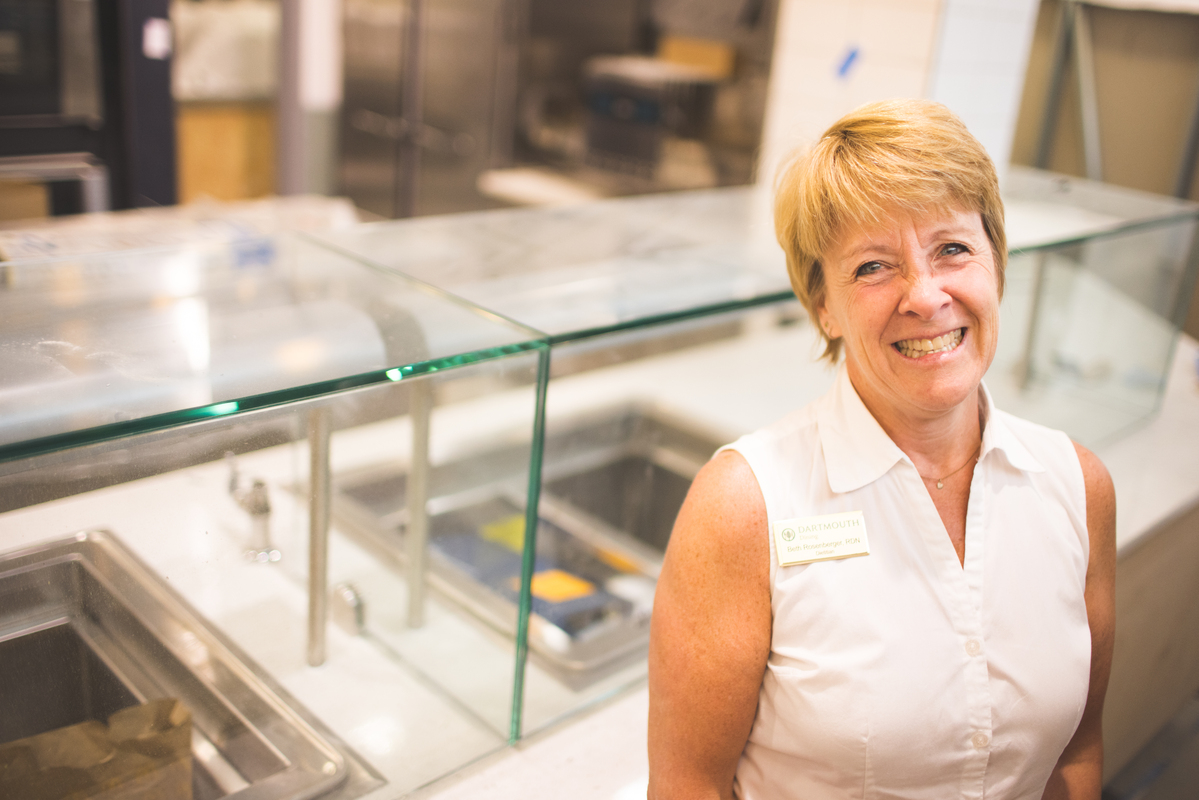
772, 510, 870, 567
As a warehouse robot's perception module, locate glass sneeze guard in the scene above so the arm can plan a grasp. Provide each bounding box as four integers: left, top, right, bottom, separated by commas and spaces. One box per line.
996, 167, 1199, 447
309, 186, 810, 737
311, 185, 796, 342
0, 234, 543, 462
0, 233, 552, 798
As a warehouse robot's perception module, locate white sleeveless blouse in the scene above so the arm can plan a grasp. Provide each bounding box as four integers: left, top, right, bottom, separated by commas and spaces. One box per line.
722, 366, 1091, 800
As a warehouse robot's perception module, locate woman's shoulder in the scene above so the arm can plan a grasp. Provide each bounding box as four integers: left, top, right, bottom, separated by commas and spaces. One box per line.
711, 403, 824, 528
667, 451, 770, 589
994, 410, 1116, 575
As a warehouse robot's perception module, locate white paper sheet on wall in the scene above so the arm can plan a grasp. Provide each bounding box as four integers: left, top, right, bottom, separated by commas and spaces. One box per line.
926, 0, 1041, 186
755, 0, 944, 183
756, 0, 1043, 188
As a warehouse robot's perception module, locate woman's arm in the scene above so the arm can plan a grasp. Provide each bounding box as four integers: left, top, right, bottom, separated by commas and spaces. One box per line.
648, 451, 773, 800
1043, 443, 1117, 800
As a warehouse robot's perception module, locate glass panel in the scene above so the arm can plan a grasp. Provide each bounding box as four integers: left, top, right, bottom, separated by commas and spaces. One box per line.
310, 185, 793, 339
515, 304, 828, 735
1005, 165, 1199, 250
0, 236, 547, 796
318, 352, 544, 786
988, 217, 1199, 448
0, 234, 541, 462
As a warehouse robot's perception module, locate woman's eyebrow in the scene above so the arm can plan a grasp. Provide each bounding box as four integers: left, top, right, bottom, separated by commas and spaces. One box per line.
929, 226, 974, 240
840, 240, 894, 261
925, 218, 985, 241
836, 221, 982, 262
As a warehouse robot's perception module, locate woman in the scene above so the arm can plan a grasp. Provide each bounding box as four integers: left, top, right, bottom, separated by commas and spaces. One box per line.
647, 99, 1115, 799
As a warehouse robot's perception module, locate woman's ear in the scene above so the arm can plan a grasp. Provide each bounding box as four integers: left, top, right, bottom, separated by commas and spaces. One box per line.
816, 303, 839, 340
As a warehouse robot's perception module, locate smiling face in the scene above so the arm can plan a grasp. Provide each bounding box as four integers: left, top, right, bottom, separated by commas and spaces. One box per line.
816, 205, 1001, 430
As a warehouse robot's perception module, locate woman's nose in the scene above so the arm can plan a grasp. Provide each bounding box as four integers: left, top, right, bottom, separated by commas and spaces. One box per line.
898, 270, 952, 319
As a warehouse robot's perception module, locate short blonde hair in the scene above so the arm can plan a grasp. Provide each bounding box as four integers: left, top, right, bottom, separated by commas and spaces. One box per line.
774, 99, 1007, 362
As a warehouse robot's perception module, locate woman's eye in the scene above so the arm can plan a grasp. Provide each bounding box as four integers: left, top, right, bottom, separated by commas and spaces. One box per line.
855, 261, 883, 278
941, 242, 969, 256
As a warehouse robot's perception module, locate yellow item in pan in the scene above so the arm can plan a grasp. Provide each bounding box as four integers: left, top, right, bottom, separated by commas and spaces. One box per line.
596, 547, 640, 573
480, 513, 526, 553
513, 569, 596, 603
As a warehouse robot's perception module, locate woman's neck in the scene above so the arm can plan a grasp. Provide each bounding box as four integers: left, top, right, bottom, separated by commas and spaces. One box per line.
847, 371, 983, 477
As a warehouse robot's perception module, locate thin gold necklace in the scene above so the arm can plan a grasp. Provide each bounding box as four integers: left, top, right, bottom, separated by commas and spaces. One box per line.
919, 445, 981, 489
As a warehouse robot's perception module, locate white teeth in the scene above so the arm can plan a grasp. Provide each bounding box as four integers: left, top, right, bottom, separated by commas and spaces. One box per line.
895, 328, 962, 358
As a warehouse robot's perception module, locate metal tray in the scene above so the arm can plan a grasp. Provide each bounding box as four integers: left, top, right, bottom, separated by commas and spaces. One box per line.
0, 531, 382, 800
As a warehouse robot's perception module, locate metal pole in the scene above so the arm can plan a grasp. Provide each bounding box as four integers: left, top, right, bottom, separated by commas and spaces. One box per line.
406, 379, 433, 628
277, 0, 305, 195
395, 0, 424, 217
1073, 1, 1103, 181
1174, 78, 1199, 199
81, 164, 110, 213
1019, 251, 1050, 391
307, 406, 332, 667
1035, 0, 1075, 169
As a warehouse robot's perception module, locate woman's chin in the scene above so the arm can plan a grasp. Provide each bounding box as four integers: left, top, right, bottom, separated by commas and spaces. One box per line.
853, 355, 984, 419
893, 360, 988, 415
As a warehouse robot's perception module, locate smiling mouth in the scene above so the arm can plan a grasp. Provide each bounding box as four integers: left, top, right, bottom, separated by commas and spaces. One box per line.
894, 328, 964, 359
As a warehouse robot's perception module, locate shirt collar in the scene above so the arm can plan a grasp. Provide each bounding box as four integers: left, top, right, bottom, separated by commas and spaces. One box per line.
816, 365, 1045, 494
977, 381, 1046, 474
816, 365, 907, 494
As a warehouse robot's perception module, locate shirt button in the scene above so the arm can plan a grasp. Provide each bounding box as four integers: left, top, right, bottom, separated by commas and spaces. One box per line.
971, 732, 990, 749
965, 639, 982, 656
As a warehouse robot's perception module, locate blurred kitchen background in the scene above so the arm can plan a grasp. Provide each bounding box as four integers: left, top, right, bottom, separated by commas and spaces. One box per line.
1, 0, 1197, 226
0, 0, 781, 220
6, 0, 1195, 333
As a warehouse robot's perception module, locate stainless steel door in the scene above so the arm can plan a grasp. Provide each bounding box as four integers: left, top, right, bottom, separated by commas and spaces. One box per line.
340, 0, 519, 218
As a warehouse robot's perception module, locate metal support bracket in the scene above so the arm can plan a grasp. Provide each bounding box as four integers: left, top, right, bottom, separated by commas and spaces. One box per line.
1035, 0, 1102, 181
1174, 76, 1199, 199
1072, 1, 1103, 181
307, 406, 332, 667
406, 379, 433, 628
1036, 0, 1076, 169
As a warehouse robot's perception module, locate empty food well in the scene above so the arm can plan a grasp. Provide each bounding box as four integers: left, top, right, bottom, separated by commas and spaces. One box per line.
0, 531, 374, 800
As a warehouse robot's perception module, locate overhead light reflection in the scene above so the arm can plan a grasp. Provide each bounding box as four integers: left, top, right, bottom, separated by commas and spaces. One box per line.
173, 296, 211, 373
